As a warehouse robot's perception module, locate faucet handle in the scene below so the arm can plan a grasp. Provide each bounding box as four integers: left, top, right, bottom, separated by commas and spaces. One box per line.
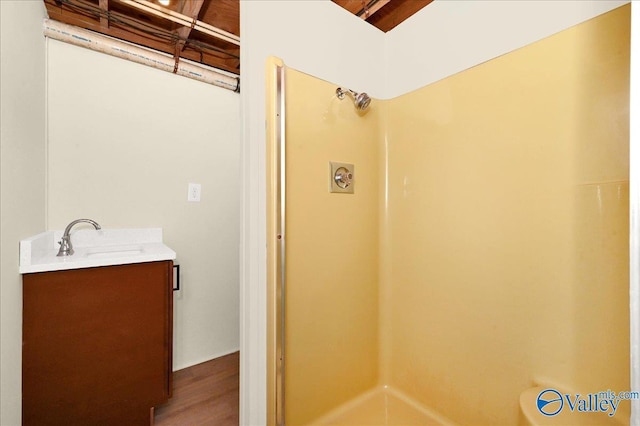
56, 234, 74, 256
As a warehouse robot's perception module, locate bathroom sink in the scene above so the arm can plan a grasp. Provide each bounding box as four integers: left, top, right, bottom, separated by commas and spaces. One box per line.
19, 228, 176, 273
86, 245, 144, 259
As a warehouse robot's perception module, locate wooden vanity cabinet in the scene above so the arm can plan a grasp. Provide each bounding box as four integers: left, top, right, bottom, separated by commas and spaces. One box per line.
22, 261, 173, 426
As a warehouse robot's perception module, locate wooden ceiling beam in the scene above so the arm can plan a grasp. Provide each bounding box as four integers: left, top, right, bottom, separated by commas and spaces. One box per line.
118, 0, 239, 46
174, 0, 204, 59
332, 0, 362, 15
367, 0, 433, 32
98, 0, 109, 28
332, 0, 434, 32
358, 0, 391, 20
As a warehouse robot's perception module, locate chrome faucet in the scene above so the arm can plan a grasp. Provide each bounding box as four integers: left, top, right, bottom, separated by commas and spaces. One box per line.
57, 219, 101, 257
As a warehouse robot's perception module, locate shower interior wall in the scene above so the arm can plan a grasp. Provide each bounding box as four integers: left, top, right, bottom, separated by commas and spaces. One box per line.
276, 66, 383, 425
272, 5, 630, 425
386, 5, 630, 424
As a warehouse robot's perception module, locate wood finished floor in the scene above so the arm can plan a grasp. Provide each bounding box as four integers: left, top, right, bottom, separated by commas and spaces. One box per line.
154, 351, 239, 426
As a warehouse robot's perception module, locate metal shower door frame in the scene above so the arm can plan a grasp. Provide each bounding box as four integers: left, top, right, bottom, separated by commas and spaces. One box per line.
275, 64, 287, 426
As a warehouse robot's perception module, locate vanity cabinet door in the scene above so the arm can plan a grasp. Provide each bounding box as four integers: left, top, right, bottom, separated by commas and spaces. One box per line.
22, 261, 173, 426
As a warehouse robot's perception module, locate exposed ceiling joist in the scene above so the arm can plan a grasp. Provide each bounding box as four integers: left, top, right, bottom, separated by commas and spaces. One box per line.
98, 0, 108, 28
174, 0, 204, 65
358, 0, 390, 20
120, 0, 239, 46
332, 0, 433, 32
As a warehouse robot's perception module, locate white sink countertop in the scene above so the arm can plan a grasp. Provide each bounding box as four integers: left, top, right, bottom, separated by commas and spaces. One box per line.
19, 228, 176, 274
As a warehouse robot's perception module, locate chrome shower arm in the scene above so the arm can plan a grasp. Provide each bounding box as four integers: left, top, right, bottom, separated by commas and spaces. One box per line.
336, 87, 356, 99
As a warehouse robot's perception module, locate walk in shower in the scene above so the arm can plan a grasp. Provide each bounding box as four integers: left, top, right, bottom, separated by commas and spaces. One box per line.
267, 5, 631, 425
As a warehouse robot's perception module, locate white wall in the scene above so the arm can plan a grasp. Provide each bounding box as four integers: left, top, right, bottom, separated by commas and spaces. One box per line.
240, 0, 633, 423
239, 1, 385, 423
46, 40, 240, 370
0, 1, 47, 424
385, 0, 628, 98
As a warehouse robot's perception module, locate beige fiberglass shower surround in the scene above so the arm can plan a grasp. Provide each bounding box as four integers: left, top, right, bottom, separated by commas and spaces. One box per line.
267, 5, 630, 425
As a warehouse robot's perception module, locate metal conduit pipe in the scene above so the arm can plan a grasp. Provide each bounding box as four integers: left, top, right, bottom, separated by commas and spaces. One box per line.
43, 19, 240, 93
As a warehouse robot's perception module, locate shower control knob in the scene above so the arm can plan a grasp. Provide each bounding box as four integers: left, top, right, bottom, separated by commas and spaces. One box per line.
334, 167, 353, 189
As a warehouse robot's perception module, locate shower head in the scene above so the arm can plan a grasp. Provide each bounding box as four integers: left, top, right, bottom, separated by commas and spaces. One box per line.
336, 87, 371, 111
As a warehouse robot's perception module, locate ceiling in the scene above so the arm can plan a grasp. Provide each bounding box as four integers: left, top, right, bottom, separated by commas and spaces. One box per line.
332, 0, 433, 32
43, 0, 434, 76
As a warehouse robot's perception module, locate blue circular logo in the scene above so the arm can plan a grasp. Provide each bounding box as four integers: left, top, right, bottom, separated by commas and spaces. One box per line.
537, 389, 563, 416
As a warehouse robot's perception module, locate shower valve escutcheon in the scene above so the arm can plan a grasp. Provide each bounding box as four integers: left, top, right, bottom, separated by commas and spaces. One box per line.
329, 162, 355, 194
